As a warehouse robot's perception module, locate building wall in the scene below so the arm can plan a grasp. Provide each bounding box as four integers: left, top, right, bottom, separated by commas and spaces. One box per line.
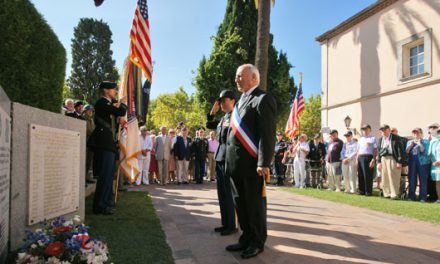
321, 0, 440, 137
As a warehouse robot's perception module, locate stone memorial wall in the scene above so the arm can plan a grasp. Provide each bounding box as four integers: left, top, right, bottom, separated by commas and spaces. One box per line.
0, 87, 10, 263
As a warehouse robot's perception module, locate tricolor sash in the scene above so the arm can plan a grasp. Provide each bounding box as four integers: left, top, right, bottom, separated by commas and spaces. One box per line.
230, 105, 258, 158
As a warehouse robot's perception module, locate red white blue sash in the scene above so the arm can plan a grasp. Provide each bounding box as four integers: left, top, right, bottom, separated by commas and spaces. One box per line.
230, 105, 258, 158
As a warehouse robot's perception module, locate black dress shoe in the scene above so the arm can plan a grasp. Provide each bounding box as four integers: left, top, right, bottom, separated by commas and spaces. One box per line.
214, 226, 225, 232
101, 208, 114, 215
241, 246, 263, 259
226, 243, 247, 252
221, 228, 238, 236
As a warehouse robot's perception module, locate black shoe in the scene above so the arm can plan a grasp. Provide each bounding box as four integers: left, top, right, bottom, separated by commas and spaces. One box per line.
183, 181, 189, 184
177, 182, 181, 185
241, 246, 263, 259
214, 226, 225, 232
86, 179, 96, 184
221, 228, 238, 236
94, 207, 114, 215
226, 243, 247, 252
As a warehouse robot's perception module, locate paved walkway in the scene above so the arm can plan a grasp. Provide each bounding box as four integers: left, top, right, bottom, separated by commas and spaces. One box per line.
132, 183, 440, 264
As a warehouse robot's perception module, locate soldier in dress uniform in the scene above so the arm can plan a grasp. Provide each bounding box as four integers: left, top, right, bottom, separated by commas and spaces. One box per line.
88, 81, 127, 215
206, 90, 237, 236
274, 132, 287, 186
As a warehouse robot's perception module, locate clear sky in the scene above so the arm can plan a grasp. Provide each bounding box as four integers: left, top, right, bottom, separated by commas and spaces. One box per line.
30, 0, 376, 100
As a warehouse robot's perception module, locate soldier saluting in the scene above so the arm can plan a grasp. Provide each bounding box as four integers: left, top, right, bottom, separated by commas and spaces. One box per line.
88, 81, 127, 215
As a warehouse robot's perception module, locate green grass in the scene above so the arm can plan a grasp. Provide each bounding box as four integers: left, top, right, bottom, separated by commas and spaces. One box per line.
281, 187, 440, 224
85, 192, 174, 264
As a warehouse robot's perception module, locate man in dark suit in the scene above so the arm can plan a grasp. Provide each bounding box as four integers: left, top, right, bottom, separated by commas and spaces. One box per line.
206, 90, 237, 236
173, 127, 192, 184
88, 81, 126, 215
191, 128, 209, 184
225, 64, 277, 259
377, 124, 404, 199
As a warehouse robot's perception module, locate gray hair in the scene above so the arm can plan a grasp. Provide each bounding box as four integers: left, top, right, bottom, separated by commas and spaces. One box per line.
65, 98, 74, 105
240, 64, 260, 84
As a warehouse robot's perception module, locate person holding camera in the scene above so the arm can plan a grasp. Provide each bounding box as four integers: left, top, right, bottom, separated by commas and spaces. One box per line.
406, 128, 430, 201
377, 124, 404, 200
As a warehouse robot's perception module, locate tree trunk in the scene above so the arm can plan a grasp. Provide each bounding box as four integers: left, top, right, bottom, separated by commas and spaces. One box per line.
255, 0, 271, 91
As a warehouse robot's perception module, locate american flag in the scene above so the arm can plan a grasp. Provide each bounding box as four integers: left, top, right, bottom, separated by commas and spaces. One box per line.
285, 85, 305, 138
130, 0, 153, 81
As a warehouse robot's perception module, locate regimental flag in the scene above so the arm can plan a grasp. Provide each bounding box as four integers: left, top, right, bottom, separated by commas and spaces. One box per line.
141, 80, 151, 122
118, 116, 141, 183
118, 59, 143, 182
285, 85, 305, 138
130, 0, 153, 81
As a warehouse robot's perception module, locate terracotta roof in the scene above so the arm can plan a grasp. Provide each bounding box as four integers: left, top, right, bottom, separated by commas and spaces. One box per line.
316, 0, 399, 42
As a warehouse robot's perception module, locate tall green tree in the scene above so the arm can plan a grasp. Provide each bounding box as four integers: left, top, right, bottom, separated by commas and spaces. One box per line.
68, 18, 119, 103
146, 87, 206, 133
0, 0, 66, 112
194, 0, 296, 126
298, 95, 322, 139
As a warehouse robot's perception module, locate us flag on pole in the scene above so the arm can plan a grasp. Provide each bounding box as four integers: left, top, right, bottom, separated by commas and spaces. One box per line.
130, 0, 153, 81
285, 85, 305, 138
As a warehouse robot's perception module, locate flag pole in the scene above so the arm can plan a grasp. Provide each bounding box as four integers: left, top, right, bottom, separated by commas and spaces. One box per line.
297, 72, 303, 136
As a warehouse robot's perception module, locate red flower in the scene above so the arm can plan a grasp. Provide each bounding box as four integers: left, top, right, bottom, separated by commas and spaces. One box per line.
45, 241, 65, 256
54, 226, 71, 234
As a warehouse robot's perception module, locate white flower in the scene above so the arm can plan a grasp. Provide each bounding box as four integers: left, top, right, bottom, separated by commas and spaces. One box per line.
47, 256, 61, 264
37, 240, 45, 247
30, 244, 37, 249
63, 220, 73, 226
35, 228, 42, 232
73, 215, 82, 225
17, 252, 27, 260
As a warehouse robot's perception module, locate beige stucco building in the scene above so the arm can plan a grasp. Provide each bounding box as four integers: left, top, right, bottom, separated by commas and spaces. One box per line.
317, 0, 440, 137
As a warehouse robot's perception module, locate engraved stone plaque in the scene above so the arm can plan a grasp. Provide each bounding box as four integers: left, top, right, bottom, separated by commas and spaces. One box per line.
28, 124, 80, 225
0, 105, 11, 259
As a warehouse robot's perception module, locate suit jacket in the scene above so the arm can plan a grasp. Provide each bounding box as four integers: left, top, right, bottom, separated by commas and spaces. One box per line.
225, 87, 277, 177
173, 136, 192, 161
191, 137, 208, 160
88, 97, 126, 153
155, 134, 172, 160
377, 134, 404, 164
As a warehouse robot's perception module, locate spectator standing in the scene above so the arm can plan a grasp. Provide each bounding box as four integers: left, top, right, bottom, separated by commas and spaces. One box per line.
274, 132, 287, 186
428, 128, 440, 203
307, 134, 326, 187
341, 131, 359, 193
406, 128, 430, 201
377, 124, 404, 199
136, 126, 152, 185
64, 99, 75, 116
149, 131, 158, 184
291, 134, 309, 188
357, 124, 377, 196
207, 131, 219, 182
325, 130, 343, 191
168, 129, 177, 183
192, 128, 209, 184
174, 127, 192, 184
83, 104, 96, 184
426, 123, 439, 201
155, 126, 172, 185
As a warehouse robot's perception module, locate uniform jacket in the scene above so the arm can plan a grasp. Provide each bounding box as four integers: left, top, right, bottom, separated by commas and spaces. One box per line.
173, 136, 192, 161
155, 134, 172, 160
274, 139, 287, 159
308, 140, 326, 162
191, 137, 209, 160
206, 112, 231, 162
87, 97, 126, 153
225, 88, 277, 177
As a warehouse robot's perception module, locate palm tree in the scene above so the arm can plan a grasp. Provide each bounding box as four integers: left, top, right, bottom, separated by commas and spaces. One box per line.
254, 0, 272, 91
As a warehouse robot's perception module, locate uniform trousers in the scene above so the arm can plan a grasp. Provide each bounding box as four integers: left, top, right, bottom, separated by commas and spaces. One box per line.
215, 161, 235, 230
326, 162, 341, 191
157, 159, 169, 184
342, 159, 357, 193
194, 158, 206, 183
381, 156, 402, 198
136, 153, 151, 185
177, 160, 189, 183
93, 150, 116, 212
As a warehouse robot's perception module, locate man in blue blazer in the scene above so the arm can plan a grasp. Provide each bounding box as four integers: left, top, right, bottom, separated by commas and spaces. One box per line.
225, 64, 277, 259
173, 127, 192, 184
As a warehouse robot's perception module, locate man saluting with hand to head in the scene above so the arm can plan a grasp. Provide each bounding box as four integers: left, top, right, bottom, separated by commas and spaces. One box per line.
225, 64, 277, 259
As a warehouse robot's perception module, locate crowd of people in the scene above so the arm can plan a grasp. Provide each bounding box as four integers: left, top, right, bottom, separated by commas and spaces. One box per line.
273, 123, 440, 203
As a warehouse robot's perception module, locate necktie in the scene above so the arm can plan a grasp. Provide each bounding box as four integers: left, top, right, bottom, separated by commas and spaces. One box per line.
238, 93, 247, 109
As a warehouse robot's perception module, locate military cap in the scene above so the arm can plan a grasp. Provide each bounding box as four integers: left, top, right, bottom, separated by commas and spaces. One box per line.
99, 81, 117, 90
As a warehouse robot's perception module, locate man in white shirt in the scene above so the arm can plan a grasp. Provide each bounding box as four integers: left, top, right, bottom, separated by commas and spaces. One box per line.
136, 126, 152, 185
293, 134, 310, 188
341, 131, 359, 193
